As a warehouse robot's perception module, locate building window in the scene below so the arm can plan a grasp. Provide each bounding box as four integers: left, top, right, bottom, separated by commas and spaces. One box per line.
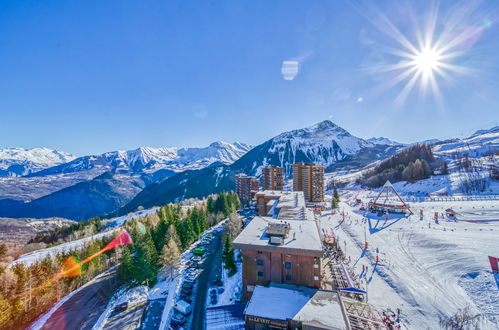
257, 259, 264, 265
257, 271, 264, 277
285, 275, 292, 281
314, 275, 319, 281
285, 262, 292, 269
257, 251, 263, 254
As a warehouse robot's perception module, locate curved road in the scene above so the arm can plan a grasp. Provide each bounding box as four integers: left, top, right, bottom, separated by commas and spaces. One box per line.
40, 268, 119, 330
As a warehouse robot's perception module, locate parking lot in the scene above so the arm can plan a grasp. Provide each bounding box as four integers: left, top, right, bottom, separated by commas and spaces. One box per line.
169, 227, 224, 330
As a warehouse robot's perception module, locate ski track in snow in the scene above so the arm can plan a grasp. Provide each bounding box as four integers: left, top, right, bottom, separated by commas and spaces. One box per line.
322, 194, 499, 329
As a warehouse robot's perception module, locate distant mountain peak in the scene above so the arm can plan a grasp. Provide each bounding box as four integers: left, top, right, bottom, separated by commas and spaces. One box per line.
0, 147, 75, 177
367, 137, 403, 146
313, 120, 337, 130
27, 141, 251, 178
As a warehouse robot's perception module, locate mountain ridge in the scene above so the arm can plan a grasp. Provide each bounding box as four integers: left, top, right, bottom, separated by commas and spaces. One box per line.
117, 120, 405, 214
0, 147, 75, 177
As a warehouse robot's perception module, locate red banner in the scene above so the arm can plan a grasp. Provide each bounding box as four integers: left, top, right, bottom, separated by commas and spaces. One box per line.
489, 256, 498, 272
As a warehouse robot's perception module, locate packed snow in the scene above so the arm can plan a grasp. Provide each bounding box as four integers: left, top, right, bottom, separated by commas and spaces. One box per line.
320, 190, 499, 329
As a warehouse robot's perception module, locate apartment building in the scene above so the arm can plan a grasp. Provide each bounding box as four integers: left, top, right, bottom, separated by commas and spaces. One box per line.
262, 167, 284, 191
292, 163, 325, 202
232, 217, 323, 301
236, 174, 260, 205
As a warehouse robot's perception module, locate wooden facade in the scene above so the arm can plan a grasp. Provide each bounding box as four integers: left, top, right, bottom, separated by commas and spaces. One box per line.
241, 249, 321, 300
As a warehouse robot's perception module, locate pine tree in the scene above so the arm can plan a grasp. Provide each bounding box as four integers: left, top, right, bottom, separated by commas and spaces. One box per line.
222, 233, 237, 276
207, 196, 215, 214
332, 188, 340, 209
442, 161, 449, 175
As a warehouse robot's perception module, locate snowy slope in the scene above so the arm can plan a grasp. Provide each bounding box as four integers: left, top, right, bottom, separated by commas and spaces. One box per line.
333, 126, 498, 195
433, 126, 499, 157
321, 193, 499, 329
0, 148, 75, 176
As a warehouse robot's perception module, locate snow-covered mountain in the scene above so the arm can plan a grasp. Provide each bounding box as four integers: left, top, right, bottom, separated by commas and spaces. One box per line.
29, 142, 251, 177
238, 120, 403, 177
367, 137, 403, 146
0, 148, 75, 177
0, 142, 251, 220
118, 120, 405, 214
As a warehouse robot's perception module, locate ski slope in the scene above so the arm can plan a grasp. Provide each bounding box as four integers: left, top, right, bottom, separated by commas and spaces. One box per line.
319, 192, 499, 329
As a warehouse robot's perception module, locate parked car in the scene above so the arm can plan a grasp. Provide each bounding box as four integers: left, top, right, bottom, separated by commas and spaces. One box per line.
193, 248, 205, 255
217, 287, 225, 294
210, 295, 218, 305
187, 261, 198, 269
209, 288, 217, 296
169, 320, 186, 330
179, 294, 192, 304
174, 300, 192, 315
111, 302, 128, 314
172, 313, 186, 325
182, 288, 192, 295
210, 279, 223, 287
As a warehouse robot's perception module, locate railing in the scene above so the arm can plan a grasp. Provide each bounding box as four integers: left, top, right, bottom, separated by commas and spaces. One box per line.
405, 195, 499, 203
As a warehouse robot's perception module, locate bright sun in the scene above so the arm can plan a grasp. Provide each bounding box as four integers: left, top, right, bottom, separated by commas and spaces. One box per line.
412, 48, 442, 74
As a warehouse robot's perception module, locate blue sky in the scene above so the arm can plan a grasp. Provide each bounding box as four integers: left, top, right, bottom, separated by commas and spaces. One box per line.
1, 0, 498, 155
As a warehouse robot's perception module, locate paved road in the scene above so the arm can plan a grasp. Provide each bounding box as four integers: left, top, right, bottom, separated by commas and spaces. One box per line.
104, 301, 147, 330
140, 299, 166, 329
40, 268, 119, 330
191, 229, 224, 330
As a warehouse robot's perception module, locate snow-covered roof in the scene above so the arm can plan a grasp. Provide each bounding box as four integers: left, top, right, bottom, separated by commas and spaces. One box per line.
244, 285, 347, 329
256, 190, 314, 221
232, 216, 323, 256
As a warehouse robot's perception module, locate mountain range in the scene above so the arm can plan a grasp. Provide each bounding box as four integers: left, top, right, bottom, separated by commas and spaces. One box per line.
1, 121, 496, 221
0, 148, 75, 177
117, 120, 405, 214
0, 142, 250, 220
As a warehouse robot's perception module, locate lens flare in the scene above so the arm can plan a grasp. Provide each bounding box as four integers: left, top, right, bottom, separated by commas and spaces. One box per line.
59, 256, 81, 279
14, 230, 133, 301
356, 0, 487, 104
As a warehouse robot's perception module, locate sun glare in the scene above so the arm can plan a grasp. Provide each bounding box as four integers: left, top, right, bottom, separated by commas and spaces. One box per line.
412, 48, 441, 74
359, 0, 485, 104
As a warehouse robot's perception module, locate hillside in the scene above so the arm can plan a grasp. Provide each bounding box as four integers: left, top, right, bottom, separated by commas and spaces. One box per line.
335, 126, 499, 195
0, 217, 75, 245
